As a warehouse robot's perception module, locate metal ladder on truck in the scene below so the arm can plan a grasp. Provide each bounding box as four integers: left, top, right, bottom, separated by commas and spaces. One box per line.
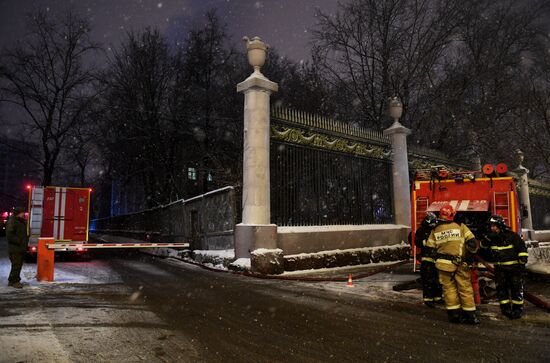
28, 186, 44, 244
493, 192, 510, 226
415, 197, 429, 229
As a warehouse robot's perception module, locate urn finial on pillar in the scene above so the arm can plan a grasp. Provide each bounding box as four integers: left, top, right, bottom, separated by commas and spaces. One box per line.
515, 148, 525, 167
388, 96, 404, 126
243, 36, 269, 76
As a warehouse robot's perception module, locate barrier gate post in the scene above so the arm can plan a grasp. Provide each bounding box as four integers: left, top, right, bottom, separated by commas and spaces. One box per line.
37, 238, 55, 281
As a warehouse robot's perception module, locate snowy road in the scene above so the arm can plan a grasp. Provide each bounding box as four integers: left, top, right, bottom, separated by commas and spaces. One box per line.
1, 238, 549, 362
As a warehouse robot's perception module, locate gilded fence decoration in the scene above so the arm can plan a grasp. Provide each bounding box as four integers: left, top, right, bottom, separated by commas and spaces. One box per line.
271, 106, 389, 144
271, 107, 468, 173
271, 125, 391, 160
528, 179, 550, 198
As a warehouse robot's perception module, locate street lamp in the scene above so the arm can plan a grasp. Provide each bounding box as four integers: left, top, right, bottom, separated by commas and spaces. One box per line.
388, 96, 403, 126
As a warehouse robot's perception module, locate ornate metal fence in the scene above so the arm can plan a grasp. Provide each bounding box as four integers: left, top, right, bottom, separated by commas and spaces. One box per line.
270, 108, 394, 226
269, 108, 471, 227
528, 180, 550, 230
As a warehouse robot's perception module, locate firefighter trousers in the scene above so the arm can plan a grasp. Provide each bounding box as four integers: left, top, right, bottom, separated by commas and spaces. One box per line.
8, 250, 24, 284
421, 261, 442, 302
438, 265, 476, 311
495, 267, 524, 312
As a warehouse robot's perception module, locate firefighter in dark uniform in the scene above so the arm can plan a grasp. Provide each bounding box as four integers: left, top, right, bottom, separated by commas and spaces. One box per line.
415, 212, 443, 307
5, 207, 28, 288
481, 215, 528, 319
425, 204, 480, 324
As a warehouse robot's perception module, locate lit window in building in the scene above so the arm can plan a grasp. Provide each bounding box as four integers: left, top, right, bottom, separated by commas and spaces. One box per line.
207, 173, 213, 182
188, 167, 197, 180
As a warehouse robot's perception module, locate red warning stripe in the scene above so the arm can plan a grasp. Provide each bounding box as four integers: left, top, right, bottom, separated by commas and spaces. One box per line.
47, 242, 189, 250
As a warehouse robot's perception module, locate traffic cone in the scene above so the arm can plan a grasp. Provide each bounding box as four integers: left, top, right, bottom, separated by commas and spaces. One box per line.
347, 274, 354, 287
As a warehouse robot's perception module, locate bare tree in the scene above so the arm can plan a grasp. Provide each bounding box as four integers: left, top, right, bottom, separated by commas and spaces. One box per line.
97, 12, 245, 210
311, 0, 550, 175
99, 28, 174, 208
312, 0, 465, 129
0, 10, 98, 186
506, 37, 550, 178
428, 0, 546, 164
178, 9, 239, 194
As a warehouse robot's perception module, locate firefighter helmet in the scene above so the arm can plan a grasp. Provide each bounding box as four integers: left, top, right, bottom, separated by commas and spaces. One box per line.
488, 214, 508, 230
439, 204, 456, 221
422, 212, 438, 228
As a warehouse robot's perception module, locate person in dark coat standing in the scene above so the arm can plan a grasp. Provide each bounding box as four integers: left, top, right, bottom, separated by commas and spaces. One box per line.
481, 215, 528, 319
415, 212, 443, 307
6, 207, 28, 288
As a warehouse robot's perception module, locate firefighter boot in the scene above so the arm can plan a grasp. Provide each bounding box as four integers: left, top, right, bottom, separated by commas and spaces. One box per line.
461, 310, 480, 325
500, 304, 512, 319
8, 282, 23, 289
424, 300, 436, 308
510, 305, 523, 320
447, 309, 461, 324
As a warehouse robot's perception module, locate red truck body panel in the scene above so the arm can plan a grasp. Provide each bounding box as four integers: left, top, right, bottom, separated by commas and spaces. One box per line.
27, 186, 91, 251
40, 187, 90, 242
411, 171, 521, 258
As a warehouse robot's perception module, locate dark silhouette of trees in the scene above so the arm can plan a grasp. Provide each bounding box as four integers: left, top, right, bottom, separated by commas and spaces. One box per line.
4, 3, 550, 215
99, 28, 176, 208
0, 10, 99, 186
176, 10, 241, 195
311, 0, 550, 172
97, 11, 249, 209
311, 0, 465, 129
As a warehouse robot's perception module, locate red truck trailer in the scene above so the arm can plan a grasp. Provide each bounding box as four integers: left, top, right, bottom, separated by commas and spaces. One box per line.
26, 185, 91, 256
411, 163, 521, 258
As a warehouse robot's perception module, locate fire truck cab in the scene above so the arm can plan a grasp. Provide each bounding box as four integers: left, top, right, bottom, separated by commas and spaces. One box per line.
411, 164, 521, 251
26, 185, 91, 257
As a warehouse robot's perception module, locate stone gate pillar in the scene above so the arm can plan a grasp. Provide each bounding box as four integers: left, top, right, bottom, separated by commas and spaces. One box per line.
384, 98, 412, 227
235, 36, 279, 258
514, 149, 533, 235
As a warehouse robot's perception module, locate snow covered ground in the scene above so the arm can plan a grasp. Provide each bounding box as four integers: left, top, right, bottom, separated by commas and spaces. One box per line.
0, 245, 199, 362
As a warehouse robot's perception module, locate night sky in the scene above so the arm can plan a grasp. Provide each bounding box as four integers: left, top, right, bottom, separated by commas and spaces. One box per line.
0, 0, 339, 61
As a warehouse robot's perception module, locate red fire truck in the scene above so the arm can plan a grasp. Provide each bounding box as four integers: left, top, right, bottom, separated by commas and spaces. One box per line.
411, 163, 521, 256
26, 185, 92, 256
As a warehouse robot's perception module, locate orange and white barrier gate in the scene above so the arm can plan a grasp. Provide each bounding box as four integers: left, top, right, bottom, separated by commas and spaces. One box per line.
48, 242, 189, 250
36, 238, 189, 282
37, 238, 55, 282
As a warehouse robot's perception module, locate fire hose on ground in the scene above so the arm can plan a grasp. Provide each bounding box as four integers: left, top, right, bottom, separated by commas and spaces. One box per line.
176, 255, 410, 282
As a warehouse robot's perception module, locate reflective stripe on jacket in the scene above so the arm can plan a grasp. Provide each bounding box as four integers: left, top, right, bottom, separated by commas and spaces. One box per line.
425, 222, 475, 272
480, 229, 528, 266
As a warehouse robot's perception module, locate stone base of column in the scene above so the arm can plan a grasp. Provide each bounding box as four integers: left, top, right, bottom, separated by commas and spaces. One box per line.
234, 223, 278, 259
521, 228, 535, 241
